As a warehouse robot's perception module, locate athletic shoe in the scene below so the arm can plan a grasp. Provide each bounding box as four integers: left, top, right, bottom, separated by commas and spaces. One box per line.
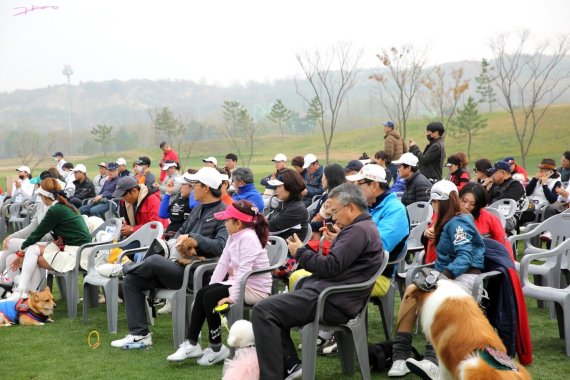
406, 358, 440, 380
167, 340, 203, 362
96, 263, 123, 278
157, 300, 172, 314
321, 340, 338, 356
111, 333, 152, 348
284, 361, 302, 380
297, 334, 332, 351
388, 359, 410, 377
196, 345, 230, 366
5, 288, 28, 301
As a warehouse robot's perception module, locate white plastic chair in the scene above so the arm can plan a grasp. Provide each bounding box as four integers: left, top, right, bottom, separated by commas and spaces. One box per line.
406, 201, 433, 226
485, 207, 506, 228
489, 198, 518, 220
82, 221, 164, 333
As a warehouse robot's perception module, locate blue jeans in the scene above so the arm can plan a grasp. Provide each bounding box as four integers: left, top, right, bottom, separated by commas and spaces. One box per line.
79, 201, 115, 219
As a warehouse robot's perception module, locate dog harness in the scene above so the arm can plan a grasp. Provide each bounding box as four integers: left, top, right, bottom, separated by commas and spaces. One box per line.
477, 347, 519, 372
0, 299, 49, 324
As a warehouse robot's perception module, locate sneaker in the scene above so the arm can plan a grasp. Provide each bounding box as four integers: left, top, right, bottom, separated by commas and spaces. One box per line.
167, 340, 203, 362
157, 300, 172, 314
111, 333, 152, 348
5, 288, 28, 301
196, 345, 230, 366
406, 358, 440, 380
297, 334, 332, 351
540, 231, 552, 242
321, 341, 338, 356
96, 263, 123, 278
388, 359, 410, 377
284, 361, 302, 380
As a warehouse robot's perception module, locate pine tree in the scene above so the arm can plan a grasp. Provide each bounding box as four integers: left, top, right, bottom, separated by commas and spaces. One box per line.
450, 96, 487, 160
90, 124, 113, 157
267, 99, 292, 137
305, 96, 323, 130
475, 58, 496, 113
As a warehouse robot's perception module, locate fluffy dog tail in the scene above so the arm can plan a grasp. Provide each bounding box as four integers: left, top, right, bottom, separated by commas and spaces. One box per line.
459, 355, 531, 380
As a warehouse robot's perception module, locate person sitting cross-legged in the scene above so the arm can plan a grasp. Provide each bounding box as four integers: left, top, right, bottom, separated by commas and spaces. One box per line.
79, 162, 120, 219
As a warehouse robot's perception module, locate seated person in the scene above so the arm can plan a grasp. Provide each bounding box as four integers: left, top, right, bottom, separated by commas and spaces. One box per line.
10, 165, 34, 203
471, 158, 493, 184
559, 151, 570, 183
484, 160, 525, 232
231, 167, 264, 212
372, 151, 393, 184
134, 156, 156, 191
110, 167, 228, 349
159, 173, 193, 239
260, 153, 288, 209
445, 153, 470, 191
388, 180, 484, 379
69, 164, 96, 208
504, 156, 528, 184
301, 153, 323, 206
343, 159, 363, 177
93, 162, 109, 194
518, 158, 562, 225
166, 201, 272, 364
79, 162, 120, 219
252, 183, 383, 379
393, 153, 432, 206
156, 160, 181, 197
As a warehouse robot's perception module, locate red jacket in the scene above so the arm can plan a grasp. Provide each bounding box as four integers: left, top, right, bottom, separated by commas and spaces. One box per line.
120, 191, 169, 233
159, 149, 180, 182
449, 168, 470, 191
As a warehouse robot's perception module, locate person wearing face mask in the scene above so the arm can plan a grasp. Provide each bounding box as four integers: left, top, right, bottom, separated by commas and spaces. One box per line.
60, 162, 76, 197
10, 166, 35, 203
51, 151, 66, 176
408, 121, 446, 183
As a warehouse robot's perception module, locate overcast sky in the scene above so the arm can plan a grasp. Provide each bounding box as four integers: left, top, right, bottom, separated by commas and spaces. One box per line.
1, 0, 569, 92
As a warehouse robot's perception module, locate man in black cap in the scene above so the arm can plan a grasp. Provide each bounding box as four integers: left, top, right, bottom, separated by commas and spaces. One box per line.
408, 122, 446, 182
485, 160, 525, 232
52, 151, 66, 176
344, 159, 363, 177
134, 156, 156, 191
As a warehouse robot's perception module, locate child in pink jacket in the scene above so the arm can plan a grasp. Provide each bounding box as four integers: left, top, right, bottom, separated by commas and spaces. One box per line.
167, 200, 272, 365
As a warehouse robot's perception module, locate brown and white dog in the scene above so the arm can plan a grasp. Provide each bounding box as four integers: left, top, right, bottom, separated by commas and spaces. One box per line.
400, 279, 531, 380
0, 287, 56, 326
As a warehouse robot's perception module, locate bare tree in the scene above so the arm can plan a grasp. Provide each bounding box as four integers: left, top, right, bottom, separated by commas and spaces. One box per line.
296, 42, 362, 164
369, 45, 428, 140
422, 66, 470, 126
13, 131, 57, 171
491, 30, 570, 167
221, 100, 263, 166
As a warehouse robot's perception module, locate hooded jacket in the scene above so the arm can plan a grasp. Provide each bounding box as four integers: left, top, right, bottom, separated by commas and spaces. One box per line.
384, 129, 407, 161
119, 184, 169, 233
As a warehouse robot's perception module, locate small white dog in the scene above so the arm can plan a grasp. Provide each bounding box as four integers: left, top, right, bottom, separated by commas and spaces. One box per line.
222, 320, 259, 380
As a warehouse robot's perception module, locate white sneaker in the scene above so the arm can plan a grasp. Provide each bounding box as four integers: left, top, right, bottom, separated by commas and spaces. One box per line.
96, 263, 123, 278
406, 358, 440, 380
5, 288, 28, 301
196, 345, 230, 366
167, 340, 203, 362
111, 333, 152, 348
388, 359, 410, 377
157, 300, 172, 314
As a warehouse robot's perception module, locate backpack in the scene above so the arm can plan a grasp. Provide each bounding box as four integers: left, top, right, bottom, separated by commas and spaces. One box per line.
367, 341, 422, 372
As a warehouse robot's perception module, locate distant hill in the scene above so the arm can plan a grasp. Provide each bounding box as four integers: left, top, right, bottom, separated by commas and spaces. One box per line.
1, 57, 569, 134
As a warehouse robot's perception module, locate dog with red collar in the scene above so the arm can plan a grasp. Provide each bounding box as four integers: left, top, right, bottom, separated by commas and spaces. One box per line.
0, 287, 55, 326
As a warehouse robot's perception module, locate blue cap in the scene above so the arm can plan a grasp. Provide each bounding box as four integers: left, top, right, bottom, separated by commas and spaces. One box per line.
488, 161, 511, 175
382, 121, 395, 128
107, 162, 119, 171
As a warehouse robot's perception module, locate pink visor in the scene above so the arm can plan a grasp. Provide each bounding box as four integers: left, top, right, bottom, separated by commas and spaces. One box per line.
214, 204, 255, 223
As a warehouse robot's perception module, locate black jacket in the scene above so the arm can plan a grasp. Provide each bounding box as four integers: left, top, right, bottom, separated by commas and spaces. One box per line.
297, 213, 383, 318
410, 137, 446, 181
488, 178, 525, 205
401, 171, 432, 206
72, 178, 96, 200
268, 199, 308, 241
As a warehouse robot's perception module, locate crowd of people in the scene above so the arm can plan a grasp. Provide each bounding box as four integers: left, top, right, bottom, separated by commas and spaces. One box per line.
0, 127, 568, 380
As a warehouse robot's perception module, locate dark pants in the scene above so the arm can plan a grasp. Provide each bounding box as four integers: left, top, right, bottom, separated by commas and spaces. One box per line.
387, 163, 399, 183
122, 255, 185, 335
70, 197, 84, 208
252, 288, 348, 380
187, 283, 230, 345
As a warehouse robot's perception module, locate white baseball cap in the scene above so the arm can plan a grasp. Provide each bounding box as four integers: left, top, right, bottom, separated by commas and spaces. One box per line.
272, 153, 287, 162
72, 164, 87, 173
392, 152, 419, 167
16, 165, 31, 174
346, 164, 388, 184
116, 158, 127, 166
202, 156, 218, 166
302, 153, 318, 169
188, 167, 223, 189
429, 180, 458, 201
267, 178, 284, 186
162, 161, 178, 171
175, 172, 193, 184
97, 162, 108, 168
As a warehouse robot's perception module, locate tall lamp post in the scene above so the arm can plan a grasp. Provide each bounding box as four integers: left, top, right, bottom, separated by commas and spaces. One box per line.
62, 65, 73, 135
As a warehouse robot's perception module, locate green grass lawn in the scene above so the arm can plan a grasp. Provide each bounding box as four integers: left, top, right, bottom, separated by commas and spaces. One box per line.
2, 281, 570, 379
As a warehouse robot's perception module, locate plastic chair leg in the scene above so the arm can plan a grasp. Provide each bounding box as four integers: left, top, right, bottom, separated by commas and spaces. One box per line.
171, 294, 186, 348
301, 323, 319, 380
104, 281, 119, 333
336, 331, 355, 375
350, 324, 371, 380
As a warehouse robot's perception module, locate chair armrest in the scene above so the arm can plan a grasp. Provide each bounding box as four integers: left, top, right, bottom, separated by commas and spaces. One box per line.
471, 270, 501, 300
519, 245, 566, 286
405, 263, 434, 287
117, 247, 149, 263
75, 239, 117, 268
191, 260, 219, 293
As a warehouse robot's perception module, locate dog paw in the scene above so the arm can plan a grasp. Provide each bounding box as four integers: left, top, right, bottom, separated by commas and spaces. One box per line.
47, 318, 54, 323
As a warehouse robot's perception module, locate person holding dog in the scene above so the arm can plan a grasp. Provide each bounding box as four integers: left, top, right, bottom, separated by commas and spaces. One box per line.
167, 200, 272, 365
7, 178, 91, 300
251, 183, 383, 380
388, 180, 485, 379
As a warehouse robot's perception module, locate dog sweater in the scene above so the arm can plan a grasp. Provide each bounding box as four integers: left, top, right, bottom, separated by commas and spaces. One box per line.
0, 299, 49, 324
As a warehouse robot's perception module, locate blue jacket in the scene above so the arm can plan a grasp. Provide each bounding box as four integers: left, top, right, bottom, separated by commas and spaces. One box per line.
434, 213, 485, 278
232, 183, 264, 213
303, 165, 324, 202
391, 176, 406, 193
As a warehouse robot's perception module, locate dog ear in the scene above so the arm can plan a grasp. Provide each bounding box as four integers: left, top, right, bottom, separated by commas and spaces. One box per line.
43, 286, 51, 293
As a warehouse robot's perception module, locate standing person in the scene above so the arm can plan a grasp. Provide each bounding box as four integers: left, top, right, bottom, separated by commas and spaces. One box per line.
409, 122, 446, 183
134, 156, 156, 191
301, 153, 323, 206
388, 180, 484, 379
252, 183, 383, 379
261, 153, 288, 209
158, 142, 180, 182
93, 162, 109, 194
117, 158, 132, 178
471, 158, 493, 184
69, 164, 96, 208
559, 151, 570, 183
167, 200, 272, 364
79, 162, 120, 219
393, 153, 432, 206
10, 166, 34, 203
52, 151, 66, 176
382, 121, 407, 180
7, 178, 91, 300
231, 167, 264, 213
445, 154, 470, 191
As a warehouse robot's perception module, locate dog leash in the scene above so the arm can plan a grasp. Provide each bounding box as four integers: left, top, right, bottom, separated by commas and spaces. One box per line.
88, 330, 101, 350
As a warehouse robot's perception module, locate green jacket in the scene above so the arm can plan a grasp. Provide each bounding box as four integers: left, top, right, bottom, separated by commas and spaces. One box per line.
21, 202, 91, 250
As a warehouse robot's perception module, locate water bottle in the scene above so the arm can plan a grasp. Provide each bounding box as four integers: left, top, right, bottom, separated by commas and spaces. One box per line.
122, 342, 147, 350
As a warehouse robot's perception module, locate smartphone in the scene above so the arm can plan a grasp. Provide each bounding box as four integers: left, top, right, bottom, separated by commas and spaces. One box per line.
325, 222, 336, 233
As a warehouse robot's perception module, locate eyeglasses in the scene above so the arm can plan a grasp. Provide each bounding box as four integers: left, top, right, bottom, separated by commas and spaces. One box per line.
330, 204, 350, 215
356, 180, 368, 186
